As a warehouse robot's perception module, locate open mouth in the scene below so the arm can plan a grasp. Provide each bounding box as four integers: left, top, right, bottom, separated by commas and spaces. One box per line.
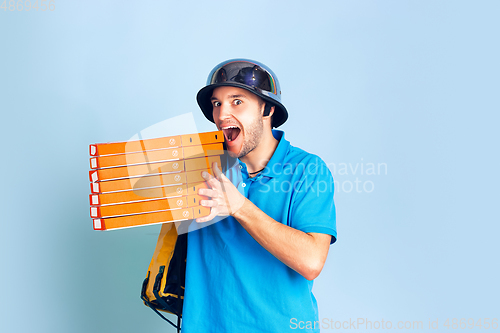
222, 125, 241, 142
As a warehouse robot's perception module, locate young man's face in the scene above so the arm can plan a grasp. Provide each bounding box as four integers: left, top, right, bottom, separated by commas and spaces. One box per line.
211, 86, 265, 158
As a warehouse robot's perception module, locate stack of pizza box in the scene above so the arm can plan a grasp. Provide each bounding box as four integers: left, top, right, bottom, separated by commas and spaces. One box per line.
89, 131, 225, 230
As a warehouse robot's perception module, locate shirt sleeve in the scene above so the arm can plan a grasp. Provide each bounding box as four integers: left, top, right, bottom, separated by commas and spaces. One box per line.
289, 155, 337, 244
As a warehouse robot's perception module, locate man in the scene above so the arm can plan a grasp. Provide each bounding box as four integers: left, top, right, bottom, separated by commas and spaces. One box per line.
182, 59, 337, 332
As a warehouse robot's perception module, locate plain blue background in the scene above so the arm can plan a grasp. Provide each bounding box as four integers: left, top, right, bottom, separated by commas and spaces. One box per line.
1, 1, 499, 332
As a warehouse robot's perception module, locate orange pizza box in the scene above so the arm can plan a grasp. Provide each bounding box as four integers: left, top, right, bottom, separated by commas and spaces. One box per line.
180, 131, 224, 147
89, 143, 224, 169
89, 135, 181, 156
90, 147, 183, 170
89, 155, 221, 182
90, 172, 186, 194
93, 206, 211, 230
183, 143, 224, 161
90, 168, 210, 194
89, 182, 208, 206
89, 194, 207, 219
185, 155, 221, 173
89, 130, 223, 156
89, 160, 182, 183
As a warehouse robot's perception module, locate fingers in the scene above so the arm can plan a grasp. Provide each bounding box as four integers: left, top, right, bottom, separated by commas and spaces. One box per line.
198, 188, 218, 198
201, 170, 215, 182
195, 193, 219, 223
196, 162, 233, 223
196, 207, 218, 223
200, 199, 218, 208
202, 170, 223, 192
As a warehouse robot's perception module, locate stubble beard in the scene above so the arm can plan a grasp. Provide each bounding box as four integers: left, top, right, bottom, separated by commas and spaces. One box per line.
232, 116, 264, 159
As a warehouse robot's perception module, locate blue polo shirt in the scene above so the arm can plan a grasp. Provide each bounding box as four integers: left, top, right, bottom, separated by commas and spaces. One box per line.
182, 130, 337, 333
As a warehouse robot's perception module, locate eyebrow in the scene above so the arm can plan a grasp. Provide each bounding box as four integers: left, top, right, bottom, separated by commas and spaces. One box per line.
210, 94, 247, 101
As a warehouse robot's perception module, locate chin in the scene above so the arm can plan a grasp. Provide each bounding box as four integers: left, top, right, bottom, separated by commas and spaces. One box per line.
227, 147, 240, 158
226, 149, 236, 157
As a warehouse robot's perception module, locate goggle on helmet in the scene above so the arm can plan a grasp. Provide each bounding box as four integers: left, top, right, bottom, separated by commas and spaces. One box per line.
196, 59, 288, 128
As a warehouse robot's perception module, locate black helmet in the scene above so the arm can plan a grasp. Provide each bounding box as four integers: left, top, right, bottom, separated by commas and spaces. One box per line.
197, 59, 288, 128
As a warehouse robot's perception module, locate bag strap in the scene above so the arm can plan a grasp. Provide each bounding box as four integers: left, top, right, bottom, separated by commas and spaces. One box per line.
142, 295, 180, 330
141, 271, 181, 331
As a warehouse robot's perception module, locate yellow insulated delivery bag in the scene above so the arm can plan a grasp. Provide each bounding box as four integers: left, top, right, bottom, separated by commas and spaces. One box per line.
141, 222, 187, 332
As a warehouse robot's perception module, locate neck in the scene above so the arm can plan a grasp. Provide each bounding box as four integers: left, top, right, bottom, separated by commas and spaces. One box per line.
240, 129, 279, 177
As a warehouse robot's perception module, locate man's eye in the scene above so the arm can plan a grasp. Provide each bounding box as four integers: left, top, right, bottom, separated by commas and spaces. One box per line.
234, 99, 242, 105
213, 101, 221, 107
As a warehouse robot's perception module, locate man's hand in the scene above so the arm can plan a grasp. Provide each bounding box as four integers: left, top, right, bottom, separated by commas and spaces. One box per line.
196, 162, 246, 223
195, 162, 331, 280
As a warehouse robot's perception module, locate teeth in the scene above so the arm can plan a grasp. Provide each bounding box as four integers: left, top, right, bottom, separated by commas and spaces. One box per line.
221, 125, 239, 142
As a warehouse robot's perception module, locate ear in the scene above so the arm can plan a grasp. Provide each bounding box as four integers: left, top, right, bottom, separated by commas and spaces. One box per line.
263, 104, 275, 117
268, 106, 275, 117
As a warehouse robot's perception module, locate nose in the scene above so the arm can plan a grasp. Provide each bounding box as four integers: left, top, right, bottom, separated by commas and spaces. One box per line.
215, 103, 232, 123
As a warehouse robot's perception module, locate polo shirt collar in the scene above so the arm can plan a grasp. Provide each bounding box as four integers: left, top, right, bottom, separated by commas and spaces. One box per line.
237, 129, 290, 179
